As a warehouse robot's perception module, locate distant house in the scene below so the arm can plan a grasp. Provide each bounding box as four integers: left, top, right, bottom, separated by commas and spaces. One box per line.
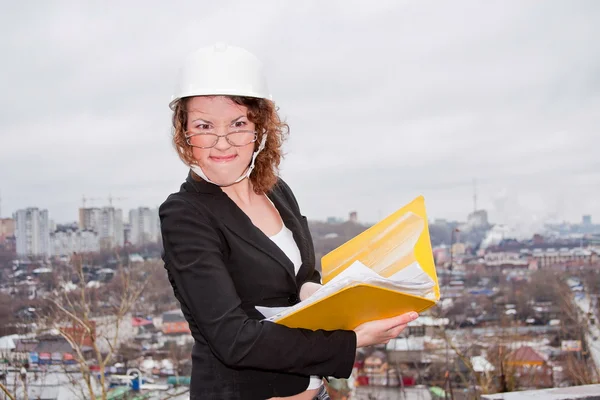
471, 355, 495, 374
407, 316, 449, 337
484, 252, 529, 269
506, 346, 553, 389
385, 317, 449, 365
532, 301, 561, 322
12, 338, 38, 363
354, 348, 418, 388
162, 310, 191, 335
0, 334, 23, 362
386, 337, 425, 364
456, 355, 495, 382
532, 247, 597, 268
14, 306, 37, 321
32, 267, 53, 276
128, 253, 145, 263
132, 316, 154, 328
60, 321, 97, 348
24, 335, 93, 365
34, 336, 77, 364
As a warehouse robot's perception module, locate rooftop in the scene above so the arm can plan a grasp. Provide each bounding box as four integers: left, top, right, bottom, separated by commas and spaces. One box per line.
482, 384, 600, 399
507, 345, 546, 364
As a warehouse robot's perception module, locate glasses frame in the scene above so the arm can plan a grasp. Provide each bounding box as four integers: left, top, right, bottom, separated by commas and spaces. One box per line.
184, 130, 258, 149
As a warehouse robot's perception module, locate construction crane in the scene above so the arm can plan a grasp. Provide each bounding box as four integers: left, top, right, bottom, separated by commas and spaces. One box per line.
108, 194, 128, 207
81, 195, 102, 208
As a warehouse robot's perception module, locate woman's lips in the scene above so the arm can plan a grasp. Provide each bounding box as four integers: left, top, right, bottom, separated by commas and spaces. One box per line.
210, 154, 237, 163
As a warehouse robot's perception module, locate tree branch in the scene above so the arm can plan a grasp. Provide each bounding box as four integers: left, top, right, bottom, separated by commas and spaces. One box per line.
0, 382, 16, 400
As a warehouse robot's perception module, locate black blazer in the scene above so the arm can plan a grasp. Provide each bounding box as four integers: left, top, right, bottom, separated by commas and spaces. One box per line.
159, 172, 357, 400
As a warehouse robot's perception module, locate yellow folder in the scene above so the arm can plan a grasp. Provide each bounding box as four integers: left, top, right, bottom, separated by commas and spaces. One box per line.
273, 196, 439, 331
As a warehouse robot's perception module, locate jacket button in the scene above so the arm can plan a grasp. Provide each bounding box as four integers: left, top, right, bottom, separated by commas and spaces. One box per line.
288, 294, 299, 305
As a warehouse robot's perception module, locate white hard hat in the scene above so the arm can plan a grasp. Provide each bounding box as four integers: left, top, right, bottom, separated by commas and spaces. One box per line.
169, 43, 272, 110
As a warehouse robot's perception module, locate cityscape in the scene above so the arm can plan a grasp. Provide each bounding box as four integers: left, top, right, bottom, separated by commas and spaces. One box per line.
1, 193, 600, 399
0, 197, 161, 258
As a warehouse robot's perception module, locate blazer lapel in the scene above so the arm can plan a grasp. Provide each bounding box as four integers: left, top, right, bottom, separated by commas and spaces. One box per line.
217, 197, 299, 283
184, 171, 310, 288
267, 190, 312, 288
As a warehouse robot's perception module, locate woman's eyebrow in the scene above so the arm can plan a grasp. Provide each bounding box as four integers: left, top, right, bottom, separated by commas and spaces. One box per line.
190, 117, 212, 125
230, 115, 246, 123
190, 115, 246, 124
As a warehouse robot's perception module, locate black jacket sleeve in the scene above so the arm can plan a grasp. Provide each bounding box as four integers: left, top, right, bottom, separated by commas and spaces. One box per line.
305, 269, 322, 285
159, 195, 357, 378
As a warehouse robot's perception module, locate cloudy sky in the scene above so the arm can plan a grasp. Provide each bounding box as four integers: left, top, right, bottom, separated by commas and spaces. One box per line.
1, 0, 598, 232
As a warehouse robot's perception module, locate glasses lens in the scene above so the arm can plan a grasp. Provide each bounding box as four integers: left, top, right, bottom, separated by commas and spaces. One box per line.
227, 131, 256, 146
188, 133, 218, 148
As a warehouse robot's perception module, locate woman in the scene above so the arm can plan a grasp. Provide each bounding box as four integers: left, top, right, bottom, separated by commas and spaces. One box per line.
159, 43, 419, 400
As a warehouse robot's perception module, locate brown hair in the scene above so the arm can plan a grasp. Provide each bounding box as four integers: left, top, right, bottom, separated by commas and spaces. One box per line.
171, 96, 289, 194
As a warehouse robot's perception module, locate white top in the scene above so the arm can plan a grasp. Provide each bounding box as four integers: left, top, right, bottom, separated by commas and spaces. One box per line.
268, 225, 302, 275
266, 197, 323, 391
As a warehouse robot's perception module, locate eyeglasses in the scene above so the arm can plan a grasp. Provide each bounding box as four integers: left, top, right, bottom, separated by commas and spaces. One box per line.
185, 130, 258, 149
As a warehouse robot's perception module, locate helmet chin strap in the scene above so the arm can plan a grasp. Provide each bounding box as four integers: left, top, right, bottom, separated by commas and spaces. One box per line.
189, 134, 267, 188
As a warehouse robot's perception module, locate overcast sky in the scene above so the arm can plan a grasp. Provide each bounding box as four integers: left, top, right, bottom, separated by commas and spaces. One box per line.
1, 0, 598, 232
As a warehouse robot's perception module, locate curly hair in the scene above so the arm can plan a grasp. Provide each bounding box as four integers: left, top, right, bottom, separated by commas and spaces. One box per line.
171, 96, 289, 194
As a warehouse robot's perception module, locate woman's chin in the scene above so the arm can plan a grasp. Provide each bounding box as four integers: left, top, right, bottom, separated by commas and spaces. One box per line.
205, 170, 247, 186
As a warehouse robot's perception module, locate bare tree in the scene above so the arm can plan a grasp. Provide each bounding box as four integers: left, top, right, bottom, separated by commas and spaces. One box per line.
553, 273, 600, 384
40, 253, 151, 400
165, 341, 193, 382
0, 382, 16, 400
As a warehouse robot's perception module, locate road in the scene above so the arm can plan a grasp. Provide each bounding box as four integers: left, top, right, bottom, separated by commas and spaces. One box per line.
570, 278, 600, 372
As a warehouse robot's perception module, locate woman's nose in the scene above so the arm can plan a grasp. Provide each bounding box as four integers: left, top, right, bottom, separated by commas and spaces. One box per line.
213, 134, 232, 150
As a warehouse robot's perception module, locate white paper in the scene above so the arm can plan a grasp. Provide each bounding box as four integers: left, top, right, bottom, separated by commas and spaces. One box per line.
256, 260, 437, 322
316, 260, 380, 288
255, 306, 291, 319
388, 261, 435, 286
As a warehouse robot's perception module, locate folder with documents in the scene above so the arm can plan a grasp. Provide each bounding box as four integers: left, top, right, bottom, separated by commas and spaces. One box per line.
257, 195, 440, 331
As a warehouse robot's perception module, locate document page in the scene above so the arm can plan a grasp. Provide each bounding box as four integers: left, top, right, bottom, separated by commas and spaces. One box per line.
256, 260, 436, 321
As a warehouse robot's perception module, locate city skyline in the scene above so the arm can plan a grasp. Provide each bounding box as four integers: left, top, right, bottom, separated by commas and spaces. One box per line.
1, 1, 598, 230
1, 199, 595, 228
8, 205, 161, 257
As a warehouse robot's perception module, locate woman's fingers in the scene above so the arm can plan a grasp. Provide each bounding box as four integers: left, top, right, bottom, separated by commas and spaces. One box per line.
382, 312, 419, 331
354, 311, 420, 348
389, 323, 409, 338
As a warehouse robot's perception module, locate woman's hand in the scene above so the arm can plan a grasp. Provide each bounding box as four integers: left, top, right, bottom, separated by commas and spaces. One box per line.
354, 312, 419, 348
299, 282, 322, 301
